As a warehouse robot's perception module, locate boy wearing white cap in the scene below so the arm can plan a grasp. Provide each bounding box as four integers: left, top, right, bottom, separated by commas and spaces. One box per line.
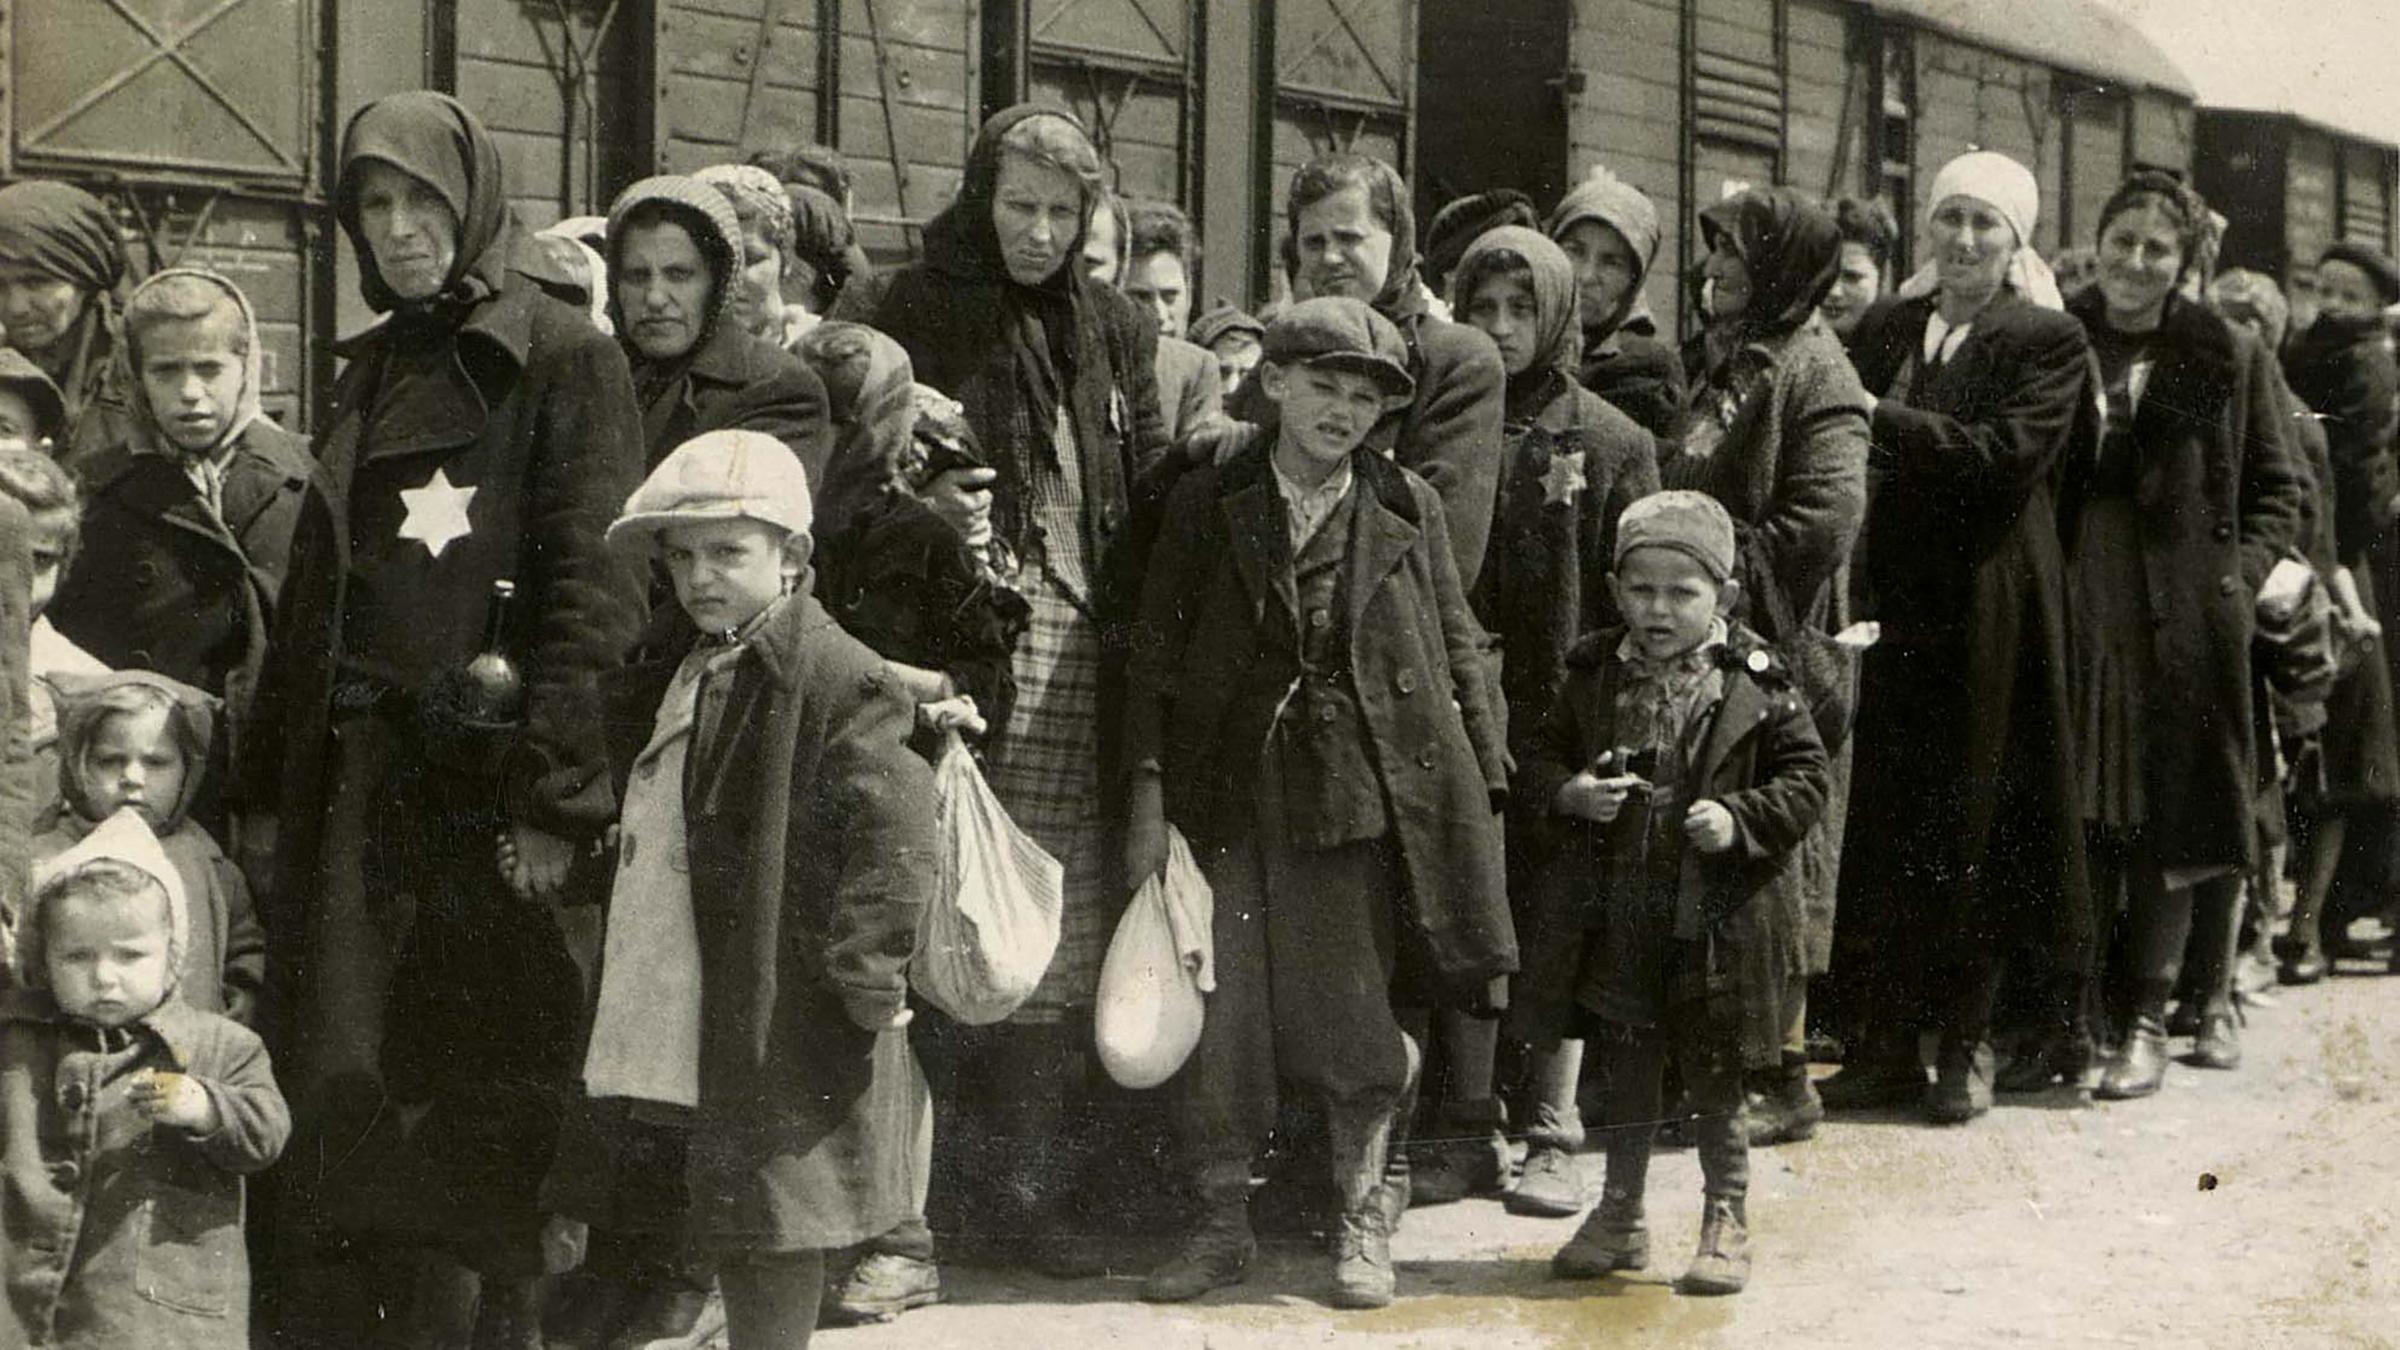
1512, 490, 1828, 1296
541, 429, 934, 1350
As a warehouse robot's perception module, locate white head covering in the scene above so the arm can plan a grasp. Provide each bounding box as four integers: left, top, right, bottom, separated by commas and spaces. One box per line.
25, 807, 191, 991
1898, 150, 2065, 311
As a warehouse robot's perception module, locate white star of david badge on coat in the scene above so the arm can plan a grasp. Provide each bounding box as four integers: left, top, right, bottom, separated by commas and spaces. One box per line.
1540, 449, 1587, 507
398, 467, 478, 558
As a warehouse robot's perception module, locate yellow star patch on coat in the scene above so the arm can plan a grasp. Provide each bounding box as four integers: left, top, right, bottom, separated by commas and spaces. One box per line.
1541, 449, 1587, 506
399, 467, 478, 558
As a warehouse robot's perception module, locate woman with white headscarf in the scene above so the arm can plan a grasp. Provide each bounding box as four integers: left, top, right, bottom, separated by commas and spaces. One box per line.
1818, 151, 2099, 1126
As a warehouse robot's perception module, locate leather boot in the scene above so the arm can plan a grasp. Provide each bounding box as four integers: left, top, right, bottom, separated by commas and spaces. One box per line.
1553, 1117, 1650, 1277
2189, 1009, 2241, 1070
2095, 1014, 2171, 1100
1927, 1036, 1995, 1124
1408, 1098, 1511, 1206
1675, 1198, 1751, 1296
1141, 1161, 1257, 1303
1327, 1096, 1400, 1309
1744, 1058, 1823, 1146
1816, 1026, 1926, 1110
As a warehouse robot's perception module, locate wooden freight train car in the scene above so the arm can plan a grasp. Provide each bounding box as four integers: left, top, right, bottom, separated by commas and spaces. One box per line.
2193, 108, 2399, 302
1418, 0, 2197, 342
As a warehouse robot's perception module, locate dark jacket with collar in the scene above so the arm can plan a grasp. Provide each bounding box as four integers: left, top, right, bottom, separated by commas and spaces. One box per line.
1579, 323, 1687, 447
2282, 312, 2400, 563
1839, 289, 2095, 969
1125, 441, 1515, 998
546, 589, 933, 1250
0, 990, 288, 1349
245, 271, 647, 843
629, 317, 831, 480
1509, 626, 1828, 1066
51, 419, 328, 781
2065, 288, 2308, 865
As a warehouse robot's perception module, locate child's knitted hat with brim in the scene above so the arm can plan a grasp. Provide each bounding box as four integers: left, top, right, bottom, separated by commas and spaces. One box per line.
606, 428, 814, 555
1615, 489, 1737, 582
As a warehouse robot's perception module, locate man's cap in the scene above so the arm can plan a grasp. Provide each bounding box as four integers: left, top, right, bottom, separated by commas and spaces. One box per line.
1615, 489, 1737, 582
1261, 296, 1415, 400
608, 429, 813, 553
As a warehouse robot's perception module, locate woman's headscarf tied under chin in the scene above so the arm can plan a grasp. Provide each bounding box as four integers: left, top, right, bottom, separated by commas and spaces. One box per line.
335, 91, 516, 322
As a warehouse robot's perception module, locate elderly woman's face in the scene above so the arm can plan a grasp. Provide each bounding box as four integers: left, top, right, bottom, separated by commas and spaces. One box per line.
354, 160, 459, 303
1557, 220, 1639, 328
1928, 195, 2016, 304
0, 261, 89, 356
992, 152, 1084, 287
1294, 184, 1395, 303
615, 220, 714, 361
2097, 201, 2185, 325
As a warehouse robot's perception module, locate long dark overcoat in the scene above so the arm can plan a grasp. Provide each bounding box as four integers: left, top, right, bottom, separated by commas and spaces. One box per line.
1509, 627, 1830, 1067
552, 591, 933, 1251
632, 315, 830, 477
1124, 444, 1515, 1002
1837, 290, 2096, 976
2064, 289, 2307, 865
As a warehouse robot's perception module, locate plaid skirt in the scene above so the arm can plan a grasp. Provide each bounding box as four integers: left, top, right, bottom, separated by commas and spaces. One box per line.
981, 567, 1113, 1019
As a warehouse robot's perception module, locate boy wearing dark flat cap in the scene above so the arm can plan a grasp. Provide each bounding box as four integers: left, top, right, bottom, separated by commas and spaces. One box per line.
1512, 489, 1829, 1297
1124, 296, 1513, 1311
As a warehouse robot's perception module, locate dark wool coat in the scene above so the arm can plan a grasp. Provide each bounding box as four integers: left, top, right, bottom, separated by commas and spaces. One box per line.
548, 592, 934, 1251
1579, 326, 1686, 446
632, 316, 830, 478
1509, 627, 1830, 1068
1227, 303, 1508, 590
0, 992, 289, 1350
2283, 313, 2400, 565
1837, 291, 2096, 973
1476, 376, 1659, 753
51, 421, 324, 778
2065, 290, 2308, 864
1126, 444, 1514, 1000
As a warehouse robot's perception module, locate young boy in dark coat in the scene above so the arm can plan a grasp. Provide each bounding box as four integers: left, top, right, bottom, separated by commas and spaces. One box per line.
543, 428, 935, 1350
1515, 490, 1828, 1296
1127, 297, 1513, 1311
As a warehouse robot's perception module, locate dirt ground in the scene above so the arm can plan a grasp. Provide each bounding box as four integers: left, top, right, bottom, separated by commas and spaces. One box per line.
763, 959, 2400, 1350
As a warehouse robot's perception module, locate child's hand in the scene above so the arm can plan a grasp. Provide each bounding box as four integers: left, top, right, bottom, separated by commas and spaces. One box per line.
1556, 772, 1643, 823
130, 1070, 219, 1134
918, 694, 988, 737
500, 823, 577, 901
1683, 800, 1738, 854
540, 1215, 589, 1275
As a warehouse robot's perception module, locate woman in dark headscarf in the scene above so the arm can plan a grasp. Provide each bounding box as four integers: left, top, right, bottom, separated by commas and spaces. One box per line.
1448, 225, 1659, 1216
1662, 188, 1868, 1144
869, 104, 1165, 1276
784, 182, 858, 321
0, 181, 137, 469
1547, 163, 1687, 444
243, 90, 647, 1346
2060, 173, 2306, 1099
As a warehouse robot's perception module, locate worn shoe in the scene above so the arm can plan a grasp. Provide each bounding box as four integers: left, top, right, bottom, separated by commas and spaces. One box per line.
1745, 1073, 1824, 1146
1927, 1039, 1995, 1125
2188, 1011, 2242, 1071
1995, 1032, 2092, 1093
1506, 1145, 1588, 1218
603, 1284, 712, 1350
2095, 1019, 2171, 1100
1551, 1189, 1649, 1278
820, 1252, 941, 1325
1407, 1101, 1511, 1206
1675, 1197, 1750, 1296
1141, 1219, 1256, 1303
1328, 1209, 1396, 1309
1817, 1049, 1927, 1111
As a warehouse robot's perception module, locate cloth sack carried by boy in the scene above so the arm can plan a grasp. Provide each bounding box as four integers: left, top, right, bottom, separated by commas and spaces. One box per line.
911, 730, 1063, 1024
1095, 823, 1214, 1089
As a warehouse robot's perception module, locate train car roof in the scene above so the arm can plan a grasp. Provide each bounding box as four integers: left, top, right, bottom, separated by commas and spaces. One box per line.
1862, 0, 2195, 99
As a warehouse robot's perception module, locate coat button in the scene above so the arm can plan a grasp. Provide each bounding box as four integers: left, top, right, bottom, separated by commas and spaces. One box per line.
1318, 705, 1338, 724
1395, 670, 1417, 695
47, 1161, 79, 1188
2218, 575, 2238, 598
1417, 750, 1436, 769
1309, 609, 1331, 630
2213, 521, 2233, 542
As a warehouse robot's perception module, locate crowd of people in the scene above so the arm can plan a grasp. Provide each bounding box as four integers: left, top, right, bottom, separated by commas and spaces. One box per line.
0, 83, 2392, 1350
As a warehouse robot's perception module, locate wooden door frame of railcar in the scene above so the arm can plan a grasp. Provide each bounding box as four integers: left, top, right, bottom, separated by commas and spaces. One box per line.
1677, 0, 1792, 345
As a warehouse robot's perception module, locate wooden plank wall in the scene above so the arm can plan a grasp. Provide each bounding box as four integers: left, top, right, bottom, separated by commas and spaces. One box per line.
1912, 33, 2061, 255
1786, 0, 1864, 203
2286, 127, 2339, 276
653, 0, 826, 175
2063, 88, 2127, 253
456, 0, 587, 229
2340, 139, 2394, 252
2130, 90, 2193, 174
1567, 0, 1686, 334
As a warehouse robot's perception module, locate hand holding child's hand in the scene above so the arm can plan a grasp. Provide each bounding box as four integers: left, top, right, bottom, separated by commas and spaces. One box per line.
540, 1215, 589, 1275
499, 824, 577, 902
1683, 800, 1737, 854
130, 1070, 218, 1134
1556, 772, 1642, 824
920, 466, 999, 546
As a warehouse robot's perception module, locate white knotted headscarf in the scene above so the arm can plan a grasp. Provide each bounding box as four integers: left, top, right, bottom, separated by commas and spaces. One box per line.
1897, 150, 2065, 311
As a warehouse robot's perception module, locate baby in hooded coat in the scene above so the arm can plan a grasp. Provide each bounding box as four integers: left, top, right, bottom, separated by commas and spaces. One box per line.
0, 807, 290, 1349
